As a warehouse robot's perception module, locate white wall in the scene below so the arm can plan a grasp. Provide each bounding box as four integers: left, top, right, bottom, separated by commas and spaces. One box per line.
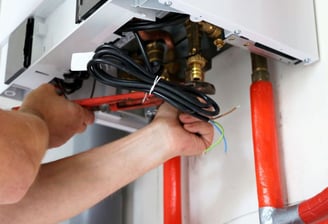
183, 0, 328, 223
271, 0, 328, 204
185, 43, 257, 224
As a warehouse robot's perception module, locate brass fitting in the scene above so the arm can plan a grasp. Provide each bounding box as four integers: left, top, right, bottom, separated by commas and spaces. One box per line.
146, 41, 164, 64
185, 20, 206, 81
185, 20, 202, 55
251, 53, 270, 82
186, 54, 207, 81
164, 48, 179, 79
184, 20, 215, 94
160, 68, 171, 81
199, 21, 224, 48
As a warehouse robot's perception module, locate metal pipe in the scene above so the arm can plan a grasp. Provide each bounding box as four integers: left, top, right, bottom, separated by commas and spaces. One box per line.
250, 54, 284, 211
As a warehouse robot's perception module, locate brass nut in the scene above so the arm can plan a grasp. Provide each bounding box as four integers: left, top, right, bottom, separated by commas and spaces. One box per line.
213, 39, 224, 48
187, 54, 207, 67
146, 42, 164, 63
186, 54, 207, 81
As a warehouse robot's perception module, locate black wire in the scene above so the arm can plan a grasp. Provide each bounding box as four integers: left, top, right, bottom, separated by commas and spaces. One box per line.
134, 32, 153, 73
87, 43, 220, 121
119, 13, 189, 32
89, 78, 96, 98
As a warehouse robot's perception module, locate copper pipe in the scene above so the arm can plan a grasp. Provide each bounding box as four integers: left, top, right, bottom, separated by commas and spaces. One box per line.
138, 30, 175, 49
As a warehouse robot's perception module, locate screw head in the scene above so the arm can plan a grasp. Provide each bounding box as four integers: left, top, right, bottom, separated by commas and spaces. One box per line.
164, 1, 172, 6
234, 29, 241, 35
145, 107, 158, 120
303, 58, 311, 64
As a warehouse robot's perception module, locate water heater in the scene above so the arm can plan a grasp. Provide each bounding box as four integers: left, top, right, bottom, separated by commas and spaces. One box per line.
0, 0, 318, 93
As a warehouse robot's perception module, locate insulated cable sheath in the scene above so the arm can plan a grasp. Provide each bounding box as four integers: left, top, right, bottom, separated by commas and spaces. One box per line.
164, 157, 182, 224
299, 187, 328, 223
250, 80, 284, 208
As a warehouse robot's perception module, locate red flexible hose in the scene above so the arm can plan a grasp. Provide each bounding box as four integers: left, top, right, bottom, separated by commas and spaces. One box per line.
250, 80, 284, 208
299, 188, 328, 223
163, 157, 182, 224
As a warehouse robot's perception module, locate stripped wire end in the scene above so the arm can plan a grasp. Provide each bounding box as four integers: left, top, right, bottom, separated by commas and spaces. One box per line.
204, 105, 239, 153
212, 105, 240, 119
205, 120, 227, 153
142, 75, 161, 103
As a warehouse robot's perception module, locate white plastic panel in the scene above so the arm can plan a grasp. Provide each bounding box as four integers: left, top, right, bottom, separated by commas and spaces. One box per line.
3, 1, 155, 91
0, 0, 70, 45
0, 0, 319, 94
159, 0, 319, 65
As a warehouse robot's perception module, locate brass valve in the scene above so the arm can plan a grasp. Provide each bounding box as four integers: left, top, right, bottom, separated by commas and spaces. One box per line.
146, 41, 164, 64
199, 21, 224, 48
186, 54, 207, 81
251, 54, 270, 82
163, 48, 179, 81
184, 20, 215, 94
185, 20, 202, 55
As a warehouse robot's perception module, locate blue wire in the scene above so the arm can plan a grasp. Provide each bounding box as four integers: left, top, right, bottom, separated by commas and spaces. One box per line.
209, 120, 228, 152
213, 122, 228, 152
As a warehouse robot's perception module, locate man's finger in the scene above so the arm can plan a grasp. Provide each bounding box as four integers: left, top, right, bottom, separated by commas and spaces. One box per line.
179, 113, 201, 123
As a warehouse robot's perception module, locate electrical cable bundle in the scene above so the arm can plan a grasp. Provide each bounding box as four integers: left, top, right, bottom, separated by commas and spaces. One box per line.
87, 36, 220, 122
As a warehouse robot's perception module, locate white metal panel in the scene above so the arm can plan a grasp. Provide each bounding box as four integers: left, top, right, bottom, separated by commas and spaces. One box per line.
8, 1, 147, 90
0, 42, 8, 92
159, 0, 319, 64
0, 0, 44, 45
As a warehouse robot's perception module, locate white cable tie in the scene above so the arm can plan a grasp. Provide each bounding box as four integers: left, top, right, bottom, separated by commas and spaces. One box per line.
142, 75, 161, 103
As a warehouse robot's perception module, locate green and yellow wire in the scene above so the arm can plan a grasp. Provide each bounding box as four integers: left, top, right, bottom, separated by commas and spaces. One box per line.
205, 120, 227, 153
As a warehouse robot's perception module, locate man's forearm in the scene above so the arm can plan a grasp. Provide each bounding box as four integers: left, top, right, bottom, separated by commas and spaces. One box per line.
0, 110, 49, 204
0, 121, 176, 224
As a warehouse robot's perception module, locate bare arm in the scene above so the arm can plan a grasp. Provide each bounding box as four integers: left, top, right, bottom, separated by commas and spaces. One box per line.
0, 84, 94, 204
0, 109, 48, 204
0, 103, 213, 224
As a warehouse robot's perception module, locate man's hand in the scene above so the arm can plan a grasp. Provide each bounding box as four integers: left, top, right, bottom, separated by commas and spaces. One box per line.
153, 103, 213, 156
19, 84, 94, 148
